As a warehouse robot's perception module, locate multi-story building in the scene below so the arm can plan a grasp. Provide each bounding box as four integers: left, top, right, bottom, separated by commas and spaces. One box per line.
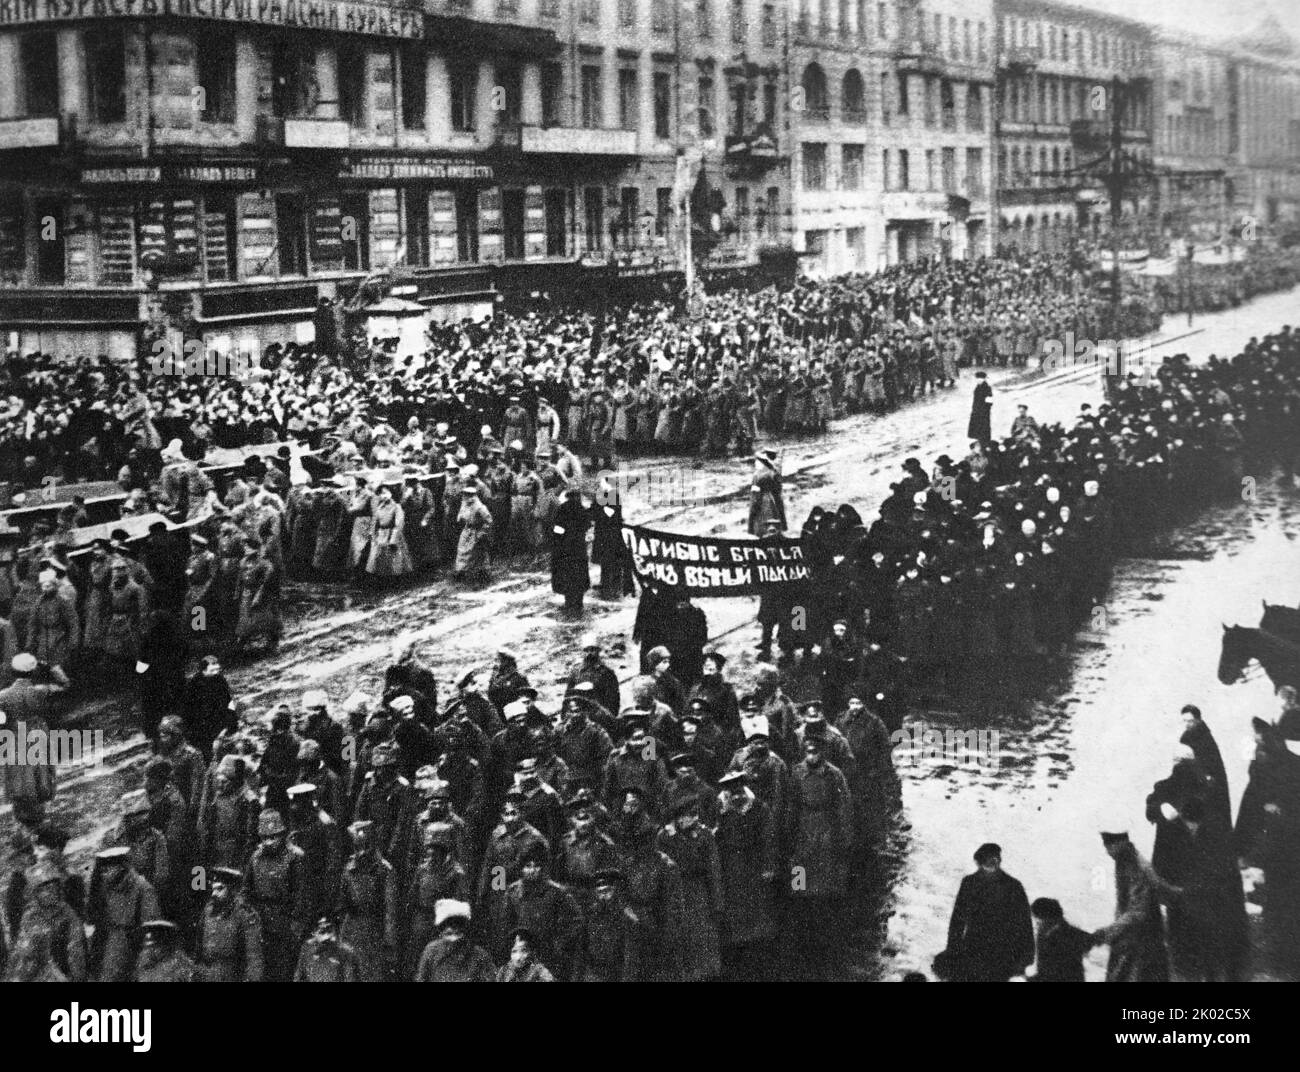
875, 0, 995, 267
1225, 17, 1300, 230
788, 0, 994, 277
1150, 29, 1232, 245
785, 0, 876, 277
0, 0, 794, 358
993, 0, 1153, 253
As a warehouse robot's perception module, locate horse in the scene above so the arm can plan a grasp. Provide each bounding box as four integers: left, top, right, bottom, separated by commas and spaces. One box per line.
1260, 601, 1300, 645
1218, 624, 1300, 692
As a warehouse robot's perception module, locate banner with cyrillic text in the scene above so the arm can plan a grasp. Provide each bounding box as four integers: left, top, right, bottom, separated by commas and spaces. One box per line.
621, 524, 810, 597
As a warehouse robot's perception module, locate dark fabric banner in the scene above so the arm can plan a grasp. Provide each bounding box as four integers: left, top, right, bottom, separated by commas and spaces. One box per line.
622, 524, 810, 597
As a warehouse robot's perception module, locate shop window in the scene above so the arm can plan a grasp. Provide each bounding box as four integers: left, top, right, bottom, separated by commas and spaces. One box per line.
399, 191, 426, 267
619, 186, 639, 249
502, 189, 525, 259
545, 189, 567, 256
276, 194, 308, 276
20, 32, 59, 118
33, 198, 65, 284
584, 187, 604, 252
203, 193, 239, 282
455, 188, 479, 262
340, 193, 370, 271
87, 26, 127, 124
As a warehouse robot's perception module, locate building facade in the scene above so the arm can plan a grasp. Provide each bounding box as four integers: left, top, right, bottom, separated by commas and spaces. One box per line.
788, 0, 995, 278
0, 0, 795, 357
1225, 28, 1300, 230
993, 0, 1153, 254
1150, 29, 1232, 245
875, 0, 995, 268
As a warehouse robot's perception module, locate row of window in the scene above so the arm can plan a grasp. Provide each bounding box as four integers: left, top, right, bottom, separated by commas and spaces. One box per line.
998, 75, 1150, 130
18, 27, 129, 123
803, 143, 985, 196
996, 143, 1154, 190
497, 0, 782, 43
6, 184, 786, 287
15, 28, 782, 144
1160, 112, 1228, 159
801, 65, 986, 131
999, 13, 1147, 70
799, 1, 990, 62
997, 144, 1076, 189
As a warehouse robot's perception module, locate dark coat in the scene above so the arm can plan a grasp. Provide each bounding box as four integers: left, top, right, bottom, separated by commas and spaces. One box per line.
550, 496, 591, 597
715, 795, 778, 947
181, 672, 237, 755
945, 869, 1034, 981
1032, 920, 1093, 982
1181, 719, 1232, 833
967, 380, 993, 442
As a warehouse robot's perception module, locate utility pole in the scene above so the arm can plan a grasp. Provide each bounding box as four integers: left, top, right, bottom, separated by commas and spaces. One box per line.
1107, 74, 1123, 352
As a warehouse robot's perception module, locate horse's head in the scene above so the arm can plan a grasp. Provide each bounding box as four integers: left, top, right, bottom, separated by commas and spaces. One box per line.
1218, 624, 1251, 685
1261, 602, 1300, 643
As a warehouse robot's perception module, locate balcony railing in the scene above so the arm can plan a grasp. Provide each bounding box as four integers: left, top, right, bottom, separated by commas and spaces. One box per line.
802, 105, 830, 122
842, 107, 868, 126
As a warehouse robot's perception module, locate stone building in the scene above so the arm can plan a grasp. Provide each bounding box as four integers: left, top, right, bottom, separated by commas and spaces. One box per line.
993, 0, 1153, 254
0, 0, 794, 357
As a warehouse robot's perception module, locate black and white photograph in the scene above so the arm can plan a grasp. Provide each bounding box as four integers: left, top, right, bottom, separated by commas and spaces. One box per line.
0, 0, 1296, 1039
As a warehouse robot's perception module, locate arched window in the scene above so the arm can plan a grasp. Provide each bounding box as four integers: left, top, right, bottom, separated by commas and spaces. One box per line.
1051, 146, 1061, 177
842, 68, 866, 120
801, 62, 829, 118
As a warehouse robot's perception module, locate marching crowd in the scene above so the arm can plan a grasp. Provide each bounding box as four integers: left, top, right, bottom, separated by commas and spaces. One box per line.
0, 251, 1112, 691
2, 321, 1298, 982
2, 228, 1300, 981
1, 633, 902, 983
0, 252, 1098, 495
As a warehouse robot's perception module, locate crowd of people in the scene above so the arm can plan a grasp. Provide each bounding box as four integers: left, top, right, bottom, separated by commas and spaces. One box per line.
3, 318, 1299, 983
934, 693, 1296, 983
0, 250, 1120, 695
751, 327, 1300, 719
1, 633, 901, 982
0, 252, 1100, 494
